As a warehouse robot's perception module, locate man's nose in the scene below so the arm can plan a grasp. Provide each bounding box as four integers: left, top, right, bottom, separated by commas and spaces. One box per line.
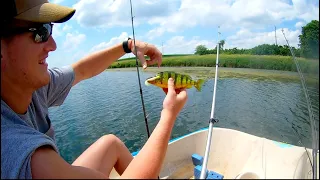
44, 36, 57, 52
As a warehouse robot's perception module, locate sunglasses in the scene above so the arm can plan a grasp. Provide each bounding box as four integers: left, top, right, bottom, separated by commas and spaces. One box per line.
2, 23, 53, 43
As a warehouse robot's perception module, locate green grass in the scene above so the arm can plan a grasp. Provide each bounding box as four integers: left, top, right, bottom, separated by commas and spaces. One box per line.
118, 54, 192, 61
109, 54, 319, 75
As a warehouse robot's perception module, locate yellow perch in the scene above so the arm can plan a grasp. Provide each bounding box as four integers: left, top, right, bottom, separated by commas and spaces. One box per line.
145, 71, 205, 92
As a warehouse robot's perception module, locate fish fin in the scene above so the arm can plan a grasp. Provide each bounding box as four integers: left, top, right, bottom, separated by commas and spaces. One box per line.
175, 88, 182, 94
145, 80, 151, 86
162, 88, 168, 94
194, 79, 205, 91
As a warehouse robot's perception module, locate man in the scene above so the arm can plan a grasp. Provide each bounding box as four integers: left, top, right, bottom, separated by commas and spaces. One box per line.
1, 0, 188, 179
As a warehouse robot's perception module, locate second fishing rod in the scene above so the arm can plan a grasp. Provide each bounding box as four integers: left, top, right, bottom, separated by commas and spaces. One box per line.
200, 27, 221, 179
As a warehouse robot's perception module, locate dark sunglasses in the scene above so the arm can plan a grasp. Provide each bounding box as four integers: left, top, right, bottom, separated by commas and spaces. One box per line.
2, 23, 53, 43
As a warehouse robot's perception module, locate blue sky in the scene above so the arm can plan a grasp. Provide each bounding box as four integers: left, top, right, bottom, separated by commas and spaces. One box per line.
47, 0, 319, 68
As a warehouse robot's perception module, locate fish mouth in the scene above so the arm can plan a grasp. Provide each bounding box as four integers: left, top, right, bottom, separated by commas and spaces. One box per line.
145, 75, 160, 86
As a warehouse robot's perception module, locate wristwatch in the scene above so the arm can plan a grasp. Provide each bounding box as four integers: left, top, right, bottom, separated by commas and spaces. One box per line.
122, 37, 132, 53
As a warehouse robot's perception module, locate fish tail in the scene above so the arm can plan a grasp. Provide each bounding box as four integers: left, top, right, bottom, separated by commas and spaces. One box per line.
194, 79, 205, 91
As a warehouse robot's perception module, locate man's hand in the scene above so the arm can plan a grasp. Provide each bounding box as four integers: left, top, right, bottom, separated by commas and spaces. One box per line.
129, 39, 162, 69
162, 78, 188, 118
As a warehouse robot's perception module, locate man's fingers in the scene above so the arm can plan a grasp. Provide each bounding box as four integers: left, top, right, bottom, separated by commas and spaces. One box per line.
147, 51, 162, 66
167, 78, 175, 95
146, 58, 158, 66
152, 48, 162, 68
152, 56, 162, 68
146, 57, 162, 67
177, 89, 188, 101
157, 56, 162, 68
137, 52, 147, 69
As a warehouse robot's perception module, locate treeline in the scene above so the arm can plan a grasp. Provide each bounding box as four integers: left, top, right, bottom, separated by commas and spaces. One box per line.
195, 44, 301, 57
195, 20, 319, 59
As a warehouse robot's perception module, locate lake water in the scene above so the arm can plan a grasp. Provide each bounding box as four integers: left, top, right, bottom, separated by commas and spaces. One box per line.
48, 68, 319, 164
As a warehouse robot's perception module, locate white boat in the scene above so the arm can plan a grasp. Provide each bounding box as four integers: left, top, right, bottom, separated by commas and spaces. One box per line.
110, 127, 319, 179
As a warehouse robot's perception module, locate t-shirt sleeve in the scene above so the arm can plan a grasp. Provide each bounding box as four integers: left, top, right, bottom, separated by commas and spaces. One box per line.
1, 123, 58, 179
46, 66, 75, 107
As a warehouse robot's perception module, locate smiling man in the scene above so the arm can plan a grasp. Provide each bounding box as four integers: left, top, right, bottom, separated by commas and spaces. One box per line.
1, 0, 188, 179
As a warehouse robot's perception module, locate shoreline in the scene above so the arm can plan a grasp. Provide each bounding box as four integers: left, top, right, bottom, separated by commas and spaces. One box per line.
106, 67, 319, 86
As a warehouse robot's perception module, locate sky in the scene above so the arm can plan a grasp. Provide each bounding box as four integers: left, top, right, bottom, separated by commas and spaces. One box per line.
47, 0, 319, 68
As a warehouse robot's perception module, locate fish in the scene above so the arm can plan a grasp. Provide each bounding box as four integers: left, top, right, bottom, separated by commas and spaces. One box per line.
145, 71, 205, 93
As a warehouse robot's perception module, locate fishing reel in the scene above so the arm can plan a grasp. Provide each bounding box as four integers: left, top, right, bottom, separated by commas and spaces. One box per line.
209, 118, 219, 123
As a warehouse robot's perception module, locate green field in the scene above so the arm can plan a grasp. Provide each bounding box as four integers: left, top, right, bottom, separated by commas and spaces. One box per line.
109, 54, 319, 75
118, 54, 192, 61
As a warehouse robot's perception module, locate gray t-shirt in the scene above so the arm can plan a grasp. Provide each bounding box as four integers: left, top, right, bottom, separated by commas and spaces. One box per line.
1, 66, 75, 179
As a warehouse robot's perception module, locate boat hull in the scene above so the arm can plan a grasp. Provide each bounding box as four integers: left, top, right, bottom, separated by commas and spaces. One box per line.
110, 127, 317, 179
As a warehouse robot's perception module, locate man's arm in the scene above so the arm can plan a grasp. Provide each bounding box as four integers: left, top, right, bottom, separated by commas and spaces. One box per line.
71, 39, 162, 86
120, 79, 188, 178
31, 146, 108, 179
71, 41, 130, 86
120, 109, 177, 178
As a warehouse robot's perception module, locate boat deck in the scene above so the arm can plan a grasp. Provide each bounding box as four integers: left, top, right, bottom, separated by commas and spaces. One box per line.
110, 128, 318, 179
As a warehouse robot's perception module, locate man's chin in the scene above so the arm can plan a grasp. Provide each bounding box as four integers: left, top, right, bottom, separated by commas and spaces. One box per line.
37, 74, 50, 88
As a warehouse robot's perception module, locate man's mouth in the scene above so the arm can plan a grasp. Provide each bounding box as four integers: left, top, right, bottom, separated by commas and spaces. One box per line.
39, 56, 48, 65
39, 60, 46, 64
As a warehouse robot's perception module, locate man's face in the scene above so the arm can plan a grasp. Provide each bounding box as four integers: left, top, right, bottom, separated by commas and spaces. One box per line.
1, 20, 57, 90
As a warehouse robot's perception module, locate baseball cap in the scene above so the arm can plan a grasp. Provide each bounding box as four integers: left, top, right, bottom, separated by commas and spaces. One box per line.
1, 0, 76, 24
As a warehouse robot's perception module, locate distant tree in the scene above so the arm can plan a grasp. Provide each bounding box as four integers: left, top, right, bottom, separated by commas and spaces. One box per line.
207, 48, 217, 54
298, 20, 319, 59
194, 42, 302, 57
195, 45, 208, 55
219, 40, 225, 50
250, 44, 277, 55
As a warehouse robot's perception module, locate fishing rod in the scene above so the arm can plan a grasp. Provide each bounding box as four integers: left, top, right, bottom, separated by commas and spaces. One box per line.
129, 0, 150, 138
200, 27, 221, 179
129, 1, 160, 179
281, 29, 318, 179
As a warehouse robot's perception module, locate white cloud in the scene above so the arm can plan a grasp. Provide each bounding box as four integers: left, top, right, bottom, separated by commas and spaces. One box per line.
158, 36, 217, 54
52, 23, 72, 39
52, 24, 63, 39
146, 0, 319, 39
62, 24, 72, 31
90, 32, 130, 53
292, 0, 319, 22
72, 0, 179, 28
225, 28, 301, 49
146, 28, 166, 40
63, 32, 86, 51
295, 21, 306, 29
71, 50, 87, 62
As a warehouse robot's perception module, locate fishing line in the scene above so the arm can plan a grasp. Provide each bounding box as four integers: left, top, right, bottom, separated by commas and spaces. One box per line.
129, 0, 150, 138
281, 29, 318, 179
292, 125, 313, 168
284, 117, 313, 171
